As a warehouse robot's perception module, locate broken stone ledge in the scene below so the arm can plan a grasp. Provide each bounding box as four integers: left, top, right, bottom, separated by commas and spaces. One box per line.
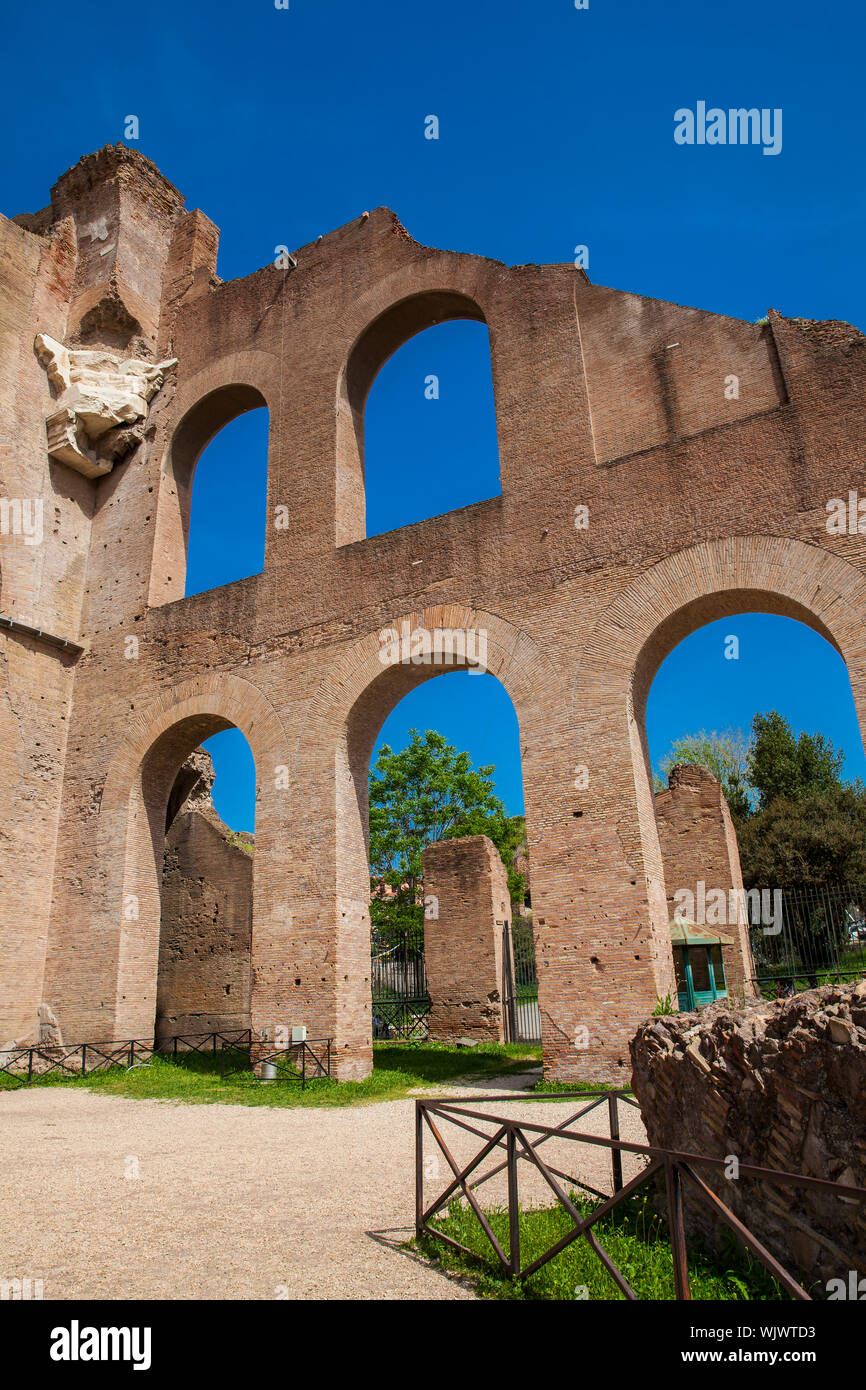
630, 979, 866, 1289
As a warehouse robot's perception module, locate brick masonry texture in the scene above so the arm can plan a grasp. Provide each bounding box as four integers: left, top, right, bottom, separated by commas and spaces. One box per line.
422, 834, 511, 1042
630, 982, 866, 1289
157, 757, 253, 1043
654, 764, 755, 999
2, 145, 866, 1080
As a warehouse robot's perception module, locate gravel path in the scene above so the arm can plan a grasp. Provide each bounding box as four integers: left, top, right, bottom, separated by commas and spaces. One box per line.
0, 1081, 645, 1300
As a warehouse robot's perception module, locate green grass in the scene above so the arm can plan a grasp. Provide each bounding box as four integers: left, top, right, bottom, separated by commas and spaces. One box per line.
0, 1041, 542, 1110
530, 1078, 622, 1095
417, 1187, 790, 1300
755, 954, 866, 999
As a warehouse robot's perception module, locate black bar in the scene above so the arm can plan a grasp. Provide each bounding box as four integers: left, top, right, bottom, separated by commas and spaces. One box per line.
608, 1092, 623, 1193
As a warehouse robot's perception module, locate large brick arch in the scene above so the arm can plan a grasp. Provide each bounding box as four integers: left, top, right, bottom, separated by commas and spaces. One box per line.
13, 148, 866, 1079
567, 535, 866, 1059
149, 350, 278, 605
98, 673, 288, 1039
265, 604, 566, 1077
575, 536, 866, 721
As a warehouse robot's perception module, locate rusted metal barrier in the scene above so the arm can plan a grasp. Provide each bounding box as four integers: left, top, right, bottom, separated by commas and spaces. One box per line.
415, 1089, 866, 1299
0, 1028, 250, 1085
219, 1037, 332, 1089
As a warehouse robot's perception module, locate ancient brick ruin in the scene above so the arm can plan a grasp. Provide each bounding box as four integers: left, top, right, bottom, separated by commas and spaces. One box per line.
157, 752, 253, 1042
422, 834, 512, 1043
3, 143, 866, 1080
655, 764, 753, 1000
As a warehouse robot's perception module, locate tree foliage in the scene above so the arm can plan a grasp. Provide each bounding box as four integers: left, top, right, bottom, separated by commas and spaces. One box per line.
748, 711, 845, 810
656, 728, 754, 821
656, 710, 864, 888
369, 729, 525, 931
737, 786, 866, 888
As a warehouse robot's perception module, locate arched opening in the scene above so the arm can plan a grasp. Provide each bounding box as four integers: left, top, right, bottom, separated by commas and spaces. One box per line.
367, 670, 532, 1045
151, 385, 268, 604
156, 728, 256, 1044
184, 409, 269, 596
554, 537, 866, 1081
645, 612, 866, 1004
336, 292, 500, 545
334, 627, 533, 1055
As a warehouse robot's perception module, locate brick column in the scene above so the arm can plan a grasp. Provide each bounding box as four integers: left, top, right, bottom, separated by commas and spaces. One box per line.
422, 835, 512, 1043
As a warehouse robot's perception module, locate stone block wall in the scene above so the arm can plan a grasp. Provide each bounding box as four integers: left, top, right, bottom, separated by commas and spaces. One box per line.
422, 835, 512, 1042
630, 982, 866, 1290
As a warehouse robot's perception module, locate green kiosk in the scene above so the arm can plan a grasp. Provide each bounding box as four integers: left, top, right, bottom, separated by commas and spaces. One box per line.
670, 919, 731, 1012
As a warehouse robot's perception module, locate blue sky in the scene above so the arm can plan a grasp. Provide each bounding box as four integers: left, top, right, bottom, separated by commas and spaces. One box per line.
4, 0, 865, 830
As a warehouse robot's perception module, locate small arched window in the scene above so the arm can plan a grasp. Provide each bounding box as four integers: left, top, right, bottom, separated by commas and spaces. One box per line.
337, 293, 501, 545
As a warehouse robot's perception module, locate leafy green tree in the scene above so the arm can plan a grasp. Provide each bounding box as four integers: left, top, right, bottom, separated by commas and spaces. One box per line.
737, 785, 866, 888
656, 711, 863, 892
369, 729, 524, 931
748, 711, 845, 810
656, 728, 754, 821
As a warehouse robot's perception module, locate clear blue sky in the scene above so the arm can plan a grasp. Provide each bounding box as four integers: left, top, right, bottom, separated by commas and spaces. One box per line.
5, 0, 865, 830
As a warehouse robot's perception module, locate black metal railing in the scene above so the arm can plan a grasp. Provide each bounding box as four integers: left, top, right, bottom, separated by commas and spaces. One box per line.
219, 1036, 332, 1090
750, 882, 866, 997
415, 1089, 866, 1297
0, 1028, 332, 1088
502, 917, 541, 1043
371, 924, 430, 1040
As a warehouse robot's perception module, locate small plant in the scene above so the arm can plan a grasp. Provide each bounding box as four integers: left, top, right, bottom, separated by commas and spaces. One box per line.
652, 994, 677, 1016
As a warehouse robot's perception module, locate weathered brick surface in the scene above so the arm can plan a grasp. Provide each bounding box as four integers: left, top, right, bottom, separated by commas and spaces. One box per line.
3, 145, 866, 1079
631, 982, 866, 1289
157, 803, 252, 1043
422, 835, 511, 1042
655, 764, 756, 999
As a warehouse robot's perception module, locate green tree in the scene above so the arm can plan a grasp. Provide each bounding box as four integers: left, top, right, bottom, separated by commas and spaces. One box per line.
369, 729, 523, 931
737, 784, 866, 888
656, 711, 863, 889
748, 711, 845, 810
656, 728, 754, 821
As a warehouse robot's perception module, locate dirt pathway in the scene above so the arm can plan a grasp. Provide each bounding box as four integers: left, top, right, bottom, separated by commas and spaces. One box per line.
0, 1084, 645, 1300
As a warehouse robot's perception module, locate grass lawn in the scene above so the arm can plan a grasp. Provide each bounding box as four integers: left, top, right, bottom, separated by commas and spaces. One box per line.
0, 1041, 541, 1110
416, 1188, 790, 1300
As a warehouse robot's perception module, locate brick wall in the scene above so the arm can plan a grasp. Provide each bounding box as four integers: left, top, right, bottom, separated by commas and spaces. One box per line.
2, 145, 865, 1078
422, 835, 512, 1042
631, 982, 866, 1290
157, 808, 252, 1042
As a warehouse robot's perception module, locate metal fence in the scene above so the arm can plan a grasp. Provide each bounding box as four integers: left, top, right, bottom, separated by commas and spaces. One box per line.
750, 882, 866, 998
371, 924, 430, 1039
502, 916, 541, 1043
0, 1028, 332, 1089
415, 1090, 866, 1297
